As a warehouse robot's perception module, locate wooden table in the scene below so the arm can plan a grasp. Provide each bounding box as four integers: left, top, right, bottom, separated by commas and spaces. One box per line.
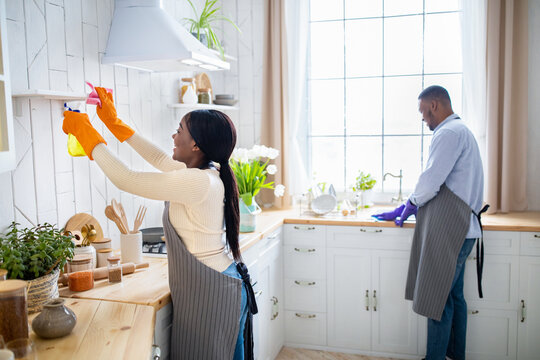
28, 298, 154, 360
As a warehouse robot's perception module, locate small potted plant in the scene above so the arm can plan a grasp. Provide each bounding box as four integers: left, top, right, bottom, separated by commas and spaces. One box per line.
230, 145, 285, 232
0, 222, 74, 313
352, 171, 377, 208
184, 0, 242, 59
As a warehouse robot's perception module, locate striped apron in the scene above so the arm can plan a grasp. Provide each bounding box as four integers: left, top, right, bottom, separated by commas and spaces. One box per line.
405, 184, 471, 321
162, 202, 242, 360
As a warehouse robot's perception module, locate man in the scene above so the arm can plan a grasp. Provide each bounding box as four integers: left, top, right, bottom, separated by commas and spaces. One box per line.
374, 85, 486, 360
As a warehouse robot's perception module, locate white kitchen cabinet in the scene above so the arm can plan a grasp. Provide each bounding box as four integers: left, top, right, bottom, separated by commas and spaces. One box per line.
517, 256, 540, 360
256, 228, 284, 360
0, 0, 16, 173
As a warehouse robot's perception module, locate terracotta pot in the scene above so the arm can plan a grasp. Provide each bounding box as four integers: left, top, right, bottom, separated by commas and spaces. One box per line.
31, 298, 76, 339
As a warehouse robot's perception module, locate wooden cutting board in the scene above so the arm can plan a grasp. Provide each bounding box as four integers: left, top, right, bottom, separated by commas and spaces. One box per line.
64, 213, 104, 242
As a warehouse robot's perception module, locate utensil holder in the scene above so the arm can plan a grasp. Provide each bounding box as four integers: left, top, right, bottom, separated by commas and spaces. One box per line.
120, 232, 143, 264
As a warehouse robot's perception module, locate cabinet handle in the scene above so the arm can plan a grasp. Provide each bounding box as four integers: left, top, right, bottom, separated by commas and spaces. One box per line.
534, 234, 540, 238
254, 290, 263, 299
295, 313, 316, 319
294, 225, 316, 231
469, 310, 479, 315
266, 233, 279, 240
373, 290, 377, 311
294, 247, 316, 253
521, 300, 526, 322
294, 280, 316, 286
365, 290, 370, 311
360, 228, 383, 233
271, 296, 279, 320
151, 344, 161, 360
467, 256, 477, 261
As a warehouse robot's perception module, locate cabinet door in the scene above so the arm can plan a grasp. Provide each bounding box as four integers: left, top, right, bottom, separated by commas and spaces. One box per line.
371, 250, 418, 355
327, 248, 371, 350
518, 256, 540, 360
465, 309, 517, 360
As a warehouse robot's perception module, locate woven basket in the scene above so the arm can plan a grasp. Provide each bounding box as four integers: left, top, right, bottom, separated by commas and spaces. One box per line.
26, 268, 60, 314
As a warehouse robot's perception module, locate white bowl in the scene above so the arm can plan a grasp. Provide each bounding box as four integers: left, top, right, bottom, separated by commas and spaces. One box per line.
213, 99, 238, 106
311, 194, 337, 215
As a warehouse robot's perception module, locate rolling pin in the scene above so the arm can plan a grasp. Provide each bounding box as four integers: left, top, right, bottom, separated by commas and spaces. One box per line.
58, 262, 149, 286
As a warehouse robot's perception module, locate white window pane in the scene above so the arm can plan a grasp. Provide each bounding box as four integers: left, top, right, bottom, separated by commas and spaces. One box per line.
384, 76, 423, 135
310, 0, 343, 21
384, 16, 423, 75
345, 19, 383, 77
422, 134, 433, 171
311, 137, 345, 190
310, 22, 344, 79
424, 13, 462, 73
425, 0, 460, 13
344, 0, 382, 19
310, 79, 344, 136
384, 136, 422, 193
346, 137, 382, 190
384, 0, 423, 16
423, 74, 463, 115
346, 78, 382, 135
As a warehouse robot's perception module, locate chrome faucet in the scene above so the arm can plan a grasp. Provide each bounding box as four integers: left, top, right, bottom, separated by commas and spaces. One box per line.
383, 169, 404, 203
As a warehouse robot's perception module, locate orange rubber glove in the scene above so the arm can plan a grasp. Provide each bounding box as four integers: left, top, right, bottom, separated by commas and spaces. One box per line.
62, 111, 107, 160
95, 87, 135, 142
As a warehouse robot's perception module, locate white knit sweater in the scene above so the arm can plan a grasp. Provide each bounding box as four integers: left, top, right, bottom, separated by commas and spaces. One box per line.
92, 133, 233, 272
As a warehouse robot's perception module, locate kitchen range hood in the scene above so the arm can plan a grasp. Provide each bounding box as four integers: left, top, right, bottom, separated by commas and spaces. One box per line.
102, 0, 230, 72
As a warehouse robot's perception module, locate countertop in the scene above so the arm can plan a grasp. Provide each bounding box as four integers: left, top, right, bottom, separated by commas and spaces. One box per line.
28, 298, 154, 360
58, 208, 540, 311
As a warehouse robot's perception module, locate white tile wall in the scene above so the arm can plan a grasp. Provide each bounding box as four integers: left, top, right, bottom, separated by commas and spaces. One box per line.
1, 0, 264, 244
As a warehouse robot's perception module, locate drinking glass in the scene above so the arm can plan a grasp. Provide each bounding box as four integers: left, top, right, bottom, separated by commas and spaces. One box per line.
5, 339, 36, 360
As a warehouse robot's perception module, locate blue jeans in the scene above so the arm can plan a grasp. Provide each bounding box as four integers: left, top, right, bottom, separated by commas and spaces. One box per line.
223, 263, 248, 360
426, 238, 476, 360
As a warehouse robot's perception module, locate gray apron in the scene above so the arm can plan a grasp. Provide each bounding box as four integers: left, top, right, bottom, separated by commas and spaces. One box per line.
405, 184, 471, 321
162, 201, 242, 360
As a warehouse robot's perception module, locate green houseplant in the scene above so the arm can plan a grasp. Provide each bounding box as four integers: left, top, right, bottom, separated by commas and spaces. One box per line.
352, 171, 377, 208
0, 222, 74, 313
230, 145, 285, 232
184, 0, 241, 59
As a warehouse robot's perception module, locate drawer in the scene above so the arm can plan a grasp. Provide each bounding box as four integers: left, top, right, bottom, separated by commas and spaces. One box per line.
327, 225, 413, 250
284, 245, 326, 279
284, 224, 325, 247
520, 232, 540, 256
482, 231, 520, 255
285, 311, 327, 346
464, 255, 519, 310
284, 278, 326, 313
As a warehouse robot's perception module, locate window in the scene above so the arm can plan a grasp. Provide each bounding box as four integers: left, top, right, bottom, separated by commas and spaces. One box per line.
307, 0, 462, 193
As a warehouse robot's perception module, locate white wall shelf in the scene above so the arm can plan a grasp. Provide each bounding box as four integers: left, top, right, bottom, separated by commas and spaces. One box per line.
168, 103, 238, 111
12, 89, 87, 100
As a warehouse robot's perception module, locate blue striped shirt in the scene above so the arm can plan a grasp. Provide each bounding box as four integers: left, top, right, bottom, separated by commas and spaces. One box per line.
410, 114, 484, 238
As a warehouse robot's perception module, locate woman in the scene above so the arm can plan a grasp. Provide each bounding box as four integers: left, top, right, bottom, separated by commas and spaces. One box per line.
62, 88, 256, 360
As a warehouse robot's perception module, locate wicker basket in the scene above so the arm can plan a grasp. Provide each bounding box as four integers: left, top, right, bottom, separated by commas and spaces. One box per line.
26, 268, 60, 314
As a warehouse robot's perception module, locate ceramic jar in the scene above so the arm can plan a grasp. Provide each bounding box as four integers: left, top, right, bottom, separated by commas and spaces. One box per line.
31, 298, 76, 339
73, 245, 96, 269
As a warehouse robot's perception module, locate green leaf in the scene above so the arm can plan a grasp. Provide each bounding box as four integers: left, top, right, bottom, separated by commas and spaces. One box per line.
240, 192, 253, 206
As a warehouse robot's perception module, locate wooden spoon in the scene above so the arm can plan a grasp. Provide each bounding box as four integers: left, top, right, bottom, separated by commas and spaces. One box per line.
111, 199, 129, 233
105, 205, 128, 234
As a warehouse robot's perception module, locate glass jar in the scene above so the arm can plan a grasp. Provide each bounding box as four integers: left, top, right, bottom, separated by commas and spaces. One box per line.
68, 270, 94, 292
96, 248, 113, 268
107, 256, 122, 283
67, 255, 92, 273
0, 280, 29, 344
197, 88, 211, 104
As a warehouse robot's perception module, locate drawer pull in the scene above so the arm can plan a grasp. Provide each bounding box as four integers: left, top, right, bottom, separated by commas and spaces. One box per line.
521, 300, 526, 322
293, 225, 316, 231
254, 290, 263, 299
294, 247, 316, 253
365, 290, 370, 311
294, 280, 316, 286
373, 290, 377, 311
271, 296, 279, 320
360, 228, 383, 233
534, 234, 540, 238
469, 310, 479, 315
266, 233, 279, 240
467, 256, 477, 261
295, 313, 316, 319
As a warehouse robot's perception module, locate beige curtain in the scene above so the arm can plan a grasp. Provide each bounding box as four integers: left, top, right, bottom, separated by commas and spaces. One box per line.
485, 0, 528, 213
259, 0, 291, 209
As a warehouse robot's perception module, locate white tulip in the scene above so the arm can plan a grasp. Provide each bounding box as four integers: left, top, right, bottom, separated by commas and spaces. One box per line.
267, 148, 279, 159
274, 184, 285, 197
267, 164, 277, 175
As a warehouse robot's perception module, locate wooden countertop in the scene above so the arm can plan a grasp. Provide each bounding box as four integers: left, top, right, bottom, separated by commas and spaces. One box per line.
29, 298, 154, 360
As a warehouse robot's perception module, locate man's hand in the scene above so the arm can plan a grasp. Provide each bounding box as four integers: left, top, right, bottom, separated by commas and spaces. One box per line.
395, 199, 417, 227
372, 204, 406, 221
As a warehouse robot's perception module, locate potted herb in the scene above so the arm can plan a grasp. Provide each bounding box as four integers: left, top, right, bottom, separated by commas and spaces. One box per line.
352, 171, 377, 208
184, 0, 241, 59
0, 222, 74, 313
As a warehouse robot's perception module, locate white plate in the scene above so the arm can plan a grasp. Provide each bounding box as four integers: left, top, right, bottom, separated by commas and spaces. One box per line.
213, 99, 238, 106
311, 194, 337, 215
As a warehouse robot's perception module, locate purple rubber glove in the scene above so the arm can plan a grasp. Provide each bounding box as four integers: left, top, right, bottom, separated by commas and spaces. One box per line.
372, 203, 405, 221
395, 199, 417, 227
